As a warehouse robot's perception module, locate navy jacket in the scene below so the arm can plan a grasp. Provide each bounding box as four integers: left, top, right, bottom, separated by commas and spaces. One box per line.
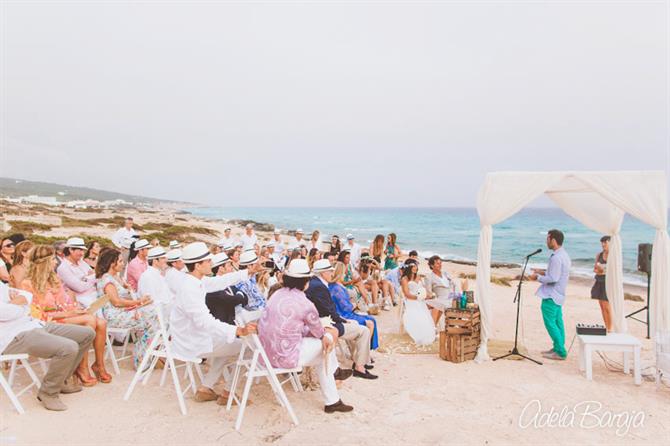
305, 276, 347, 336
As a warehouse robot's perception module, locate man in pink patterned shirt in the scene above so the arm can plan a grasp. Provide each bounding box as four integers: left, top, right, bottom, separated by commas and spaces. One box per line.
126, 239, 150, 292
57, 237, 97, 308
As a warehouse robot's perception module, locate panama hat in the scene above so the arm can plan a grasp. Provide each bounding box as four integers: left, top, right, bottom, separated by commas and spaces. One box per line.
217, 238, 228, 248
239, 250, 259, 266
296, 228, 304, 234
312, 259, 334, 274
167, 249, 182, 262
134, 239, 151, 250
169, 240, 181, 249
284, 258, 312, 278
346, 233, 354, 240
182, 242, 213, 264
65, 237, 87, 250
222, 242, 234, 252
148, 246, 167, 260
224, 227, 232, 232
274, 229, 281, 235
211, 252, 231, 268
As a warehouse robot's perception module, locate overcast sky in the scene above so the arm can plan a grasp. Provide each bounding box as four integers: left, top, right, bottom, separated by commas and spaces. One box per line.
1, 1, 667, 207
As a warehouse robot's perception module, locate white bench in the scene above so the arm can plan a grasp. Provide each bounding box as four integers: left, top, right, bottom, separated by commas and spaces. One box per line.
578, 333, 642, 385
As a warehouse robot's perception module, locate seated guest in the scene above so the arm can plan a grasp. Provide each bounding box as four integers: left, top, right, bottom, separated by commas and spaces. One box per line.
308, 230, 321, 251
126, 239, 150, 292
329, 261, 379, 352
9, 240, 33, 288
237, 250, 266, 310
329, 235, 342, 257
344, 234, 361, 267
53, 240, 66, 269
337, 250, 369, 308
138, 246, 174, 318
83, 240, 101, 269
1, 281, 95, 411
307, 248, 322, 270
358, 256, 381, 310
169, 240, 182, 250
0, 237, 15, 283
57, 237, 98, 308
240, 224, 259, 252
170, 242, 254, 405
21, 245, 111, 385
385, 255, 419, 299
258, 259, 354, 413
307, 260, 377, 379
205, 253, 247, 325
424, 255, 465, 324
289, 228, 307, 250
165, 249, 186, 296
95, 248, 158, 370
271, 230, 286, 263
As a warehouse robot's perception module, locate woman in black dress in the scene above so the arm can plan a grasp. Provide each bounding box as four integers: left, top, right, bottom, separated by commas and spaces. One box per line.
591, 235, 612, 331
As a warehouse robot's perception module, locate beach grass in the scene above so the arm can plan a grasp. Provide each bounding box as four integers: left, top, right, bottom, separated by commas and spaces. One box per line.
6, 220, 54, 233
459, 272, 512, 287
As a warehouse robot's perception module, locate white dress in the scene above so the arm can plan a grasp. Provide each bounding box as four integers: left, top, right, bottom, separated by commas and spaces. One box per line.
403, 280, 436, 345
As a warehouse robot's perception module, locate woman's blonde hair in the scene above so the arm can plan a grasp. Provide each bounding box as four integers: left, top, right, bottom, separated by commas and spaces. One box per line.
257, 270, 270, 293
26, 245, 60, 294
13, 240, 35, 266
331, 261, 346, 284
310, 230, 320, 243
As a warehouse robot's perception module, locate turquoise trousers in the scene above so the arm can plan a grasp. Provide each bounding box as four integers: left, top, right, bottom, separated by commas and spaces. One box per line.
541, 298, 566, 357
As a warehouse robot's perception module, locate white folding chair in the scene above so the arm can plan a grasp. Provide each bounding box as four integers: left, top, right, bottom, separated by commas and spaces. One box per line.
123, 305, 202, 415
0, 354, 41, 414
656, 331, 670, 389
226, 310, 302, 431
105, 327, 136, 375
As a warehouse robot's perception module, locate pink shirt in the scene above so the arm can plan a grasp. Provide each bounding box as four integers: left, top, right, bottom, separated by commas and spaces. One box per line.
56, 258, 97, 306
126, 256, 147, 292
258, 287, 324, 369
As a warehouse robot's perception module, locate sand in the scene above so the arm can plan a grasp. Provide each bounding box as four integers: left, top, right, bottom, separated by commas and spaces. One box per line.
0, 203, 668, 445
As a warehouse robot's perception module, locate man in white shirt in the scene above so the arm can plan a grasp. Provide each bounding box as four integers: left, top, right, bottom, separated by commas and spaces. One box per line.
424, 255, 464, 324
345, 234, 362, 267
169, 242, 256, 405
165, 249, 186, 297
239, 224, 259, 252
289, 228, 306, 250
219, 227, 236, 246
112, 217, 137, 249
271, 229, 286, 262
0, 282, 95, 411
138, 247, 174, 319
57, 238, 98, 308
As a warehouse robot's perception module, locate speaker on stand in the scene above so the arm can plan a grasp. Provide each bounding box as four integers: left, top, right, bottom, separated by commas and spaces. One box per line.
626, 243, 651, 339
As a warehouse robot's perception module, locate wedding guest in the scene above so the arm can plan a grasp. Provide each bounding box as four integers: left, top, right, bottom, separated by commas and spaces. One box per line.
57, 237, 98, 308
111, 217, 137, 250
290, 228, 307, 250
401, 262, 435, 345
9, 240, 33, 288
384, 233, 401, 270
126, 239, 150, 291
138, 246, 174, 319
240, 224, 259, 251
169, 242, 254, 405
424, 255, 465, 324
165, 249, 186, 296
308, 260, 377, 379
0, 281, 94, 411
344, 234, 361, 267
370, 235, 385, 264
307, 248, 322, 270
237, 250, 266, 310
22, 245, 110, 386
0, 237, 15, 283
528, 229, 571, 361
169, 240, 181, 250
205, 253, 247, 326
591, 236, 612, 331
329, 261, 379, 352
95, 248, 158, 369
329, 235, 342, 257
271, 230, 286, 262
337, 250, 369, 307
220, 227, 236, 247
53, 240, 66, 269
308, 230, 321, 250
258, 259, 354, 413
83, 240, 101, 269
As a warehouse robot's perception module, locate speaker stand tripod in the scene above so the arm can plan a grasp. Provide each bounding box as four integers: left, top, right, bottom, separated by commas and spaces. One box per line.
625, 271, 650, 339
493, 254, 542, 365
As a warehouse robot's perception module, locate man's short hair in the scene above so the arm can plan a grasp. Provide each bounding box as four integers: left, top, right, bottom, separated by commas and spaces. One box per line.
409, 250, 418, 257
600, 235, 611, 243
186, 262, 197, 273
428, 255, 441, 267
548, 229, 564, 246
126, 217, 133, 221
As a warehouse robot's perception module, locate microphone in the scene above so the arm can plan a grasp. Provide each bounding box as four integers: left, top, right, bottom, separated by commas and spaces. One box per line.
526, 248, 542, 258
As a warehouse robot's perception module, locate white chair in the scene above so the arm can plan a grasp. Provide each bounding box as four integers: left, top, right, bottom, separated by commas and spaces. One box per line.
0, 354, 41, 414
656, 331, 670, 389
123, 305, 202, 415
226, 310, 302, 431
105, 327, 136, 375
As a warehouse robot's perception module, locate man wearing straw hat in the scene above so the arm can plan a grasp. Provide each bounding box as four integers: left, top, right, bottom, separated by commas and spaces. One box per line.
138, 246, 174, 319
165, 249, 186, 296
57, 237, 98, 308
127, 239, 151, 292
170, 242, 256, 404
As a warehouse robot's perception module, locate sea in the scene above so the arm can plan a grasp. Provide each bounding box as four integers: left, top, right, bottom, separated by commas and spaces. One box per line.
186, 207, 662, 287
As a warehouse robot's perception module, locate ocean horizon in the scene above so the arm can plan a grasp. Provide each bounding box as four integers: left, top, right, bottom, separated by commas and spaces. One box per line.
186, 206, 666, 287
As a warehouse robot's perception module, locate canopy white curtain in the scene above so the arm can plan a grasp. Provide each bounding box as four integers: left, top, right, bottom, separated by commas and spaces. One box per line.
474, 171, 669, 363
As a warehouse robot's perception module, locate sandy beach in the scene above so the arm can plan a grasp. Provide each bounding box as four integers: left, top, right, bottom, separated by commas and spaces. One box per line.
0, 202, 668, 445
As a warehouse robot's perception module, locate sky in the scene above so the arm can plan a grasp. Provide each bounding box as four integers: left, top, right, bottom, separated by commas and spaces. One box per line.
0, 0, 668, 207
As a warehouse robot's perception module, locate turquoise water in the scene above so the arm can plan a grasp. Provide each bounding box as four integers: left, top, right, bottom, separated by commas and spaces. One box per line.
187, 207, 662, 286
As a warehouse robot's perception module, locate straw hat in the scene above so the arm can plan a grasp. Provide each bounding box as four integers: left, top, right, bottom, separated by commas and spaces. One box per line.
167, 249, 182, 262
134, 239, 151, 250
274, 229, 281, 235
65, 237, 87, 250
148, 246, 167, 260
312, 259, 333, 274
181, 242, 213, 264
296, 228, 304, 234
169, 240, 181, 249
284, 259, 312, 278
211, 252, 231, 268
239, 250, 258, 266
346, 233, 354, 240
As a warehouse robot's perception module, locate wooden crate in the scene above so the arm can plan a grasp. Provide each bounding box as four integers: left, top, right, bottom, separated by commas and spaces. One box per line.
444, 308, 480, 335
439, 331, 481, 363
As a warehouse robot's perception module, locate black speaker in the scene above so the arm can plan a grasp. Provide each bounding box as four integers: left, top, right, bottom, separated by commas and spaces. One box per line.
637, 243, 652, 274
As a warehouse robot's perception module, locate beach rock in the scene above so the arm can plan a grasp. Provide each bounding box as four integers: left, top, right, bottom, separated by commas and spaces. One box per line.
624, 293, 644, 302
228, 219, 274, 232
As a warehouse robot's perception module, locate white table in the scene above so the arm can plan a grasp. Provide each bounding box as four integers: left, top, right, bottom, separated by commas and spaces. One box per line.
578, 333, 642, 385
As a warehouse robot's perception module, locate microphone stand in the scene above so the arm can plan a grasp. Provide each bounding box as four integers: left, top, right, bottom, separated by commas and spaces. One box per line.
493, 253, 542, 365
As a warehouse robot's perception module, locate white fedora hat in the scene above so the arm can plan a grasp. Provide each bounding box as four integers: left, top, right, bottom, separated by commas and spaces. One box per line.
222, 243, 234, 252
224, 227, 232, 232
217, 238, 228, 248
284, 259, 312, 278
312, 259, 334, 274
169, 240, 181, 249
211, 252, 231, 268
346, 233, 354, 240
148, 246, 167, 260
296, 228, 304, 234
274, 229, 281, 235
134, 239, 151, 250
167, 249, 182, 262
65, 237, 87, 250
239, 250, 258, 266
182, 242, 213, 264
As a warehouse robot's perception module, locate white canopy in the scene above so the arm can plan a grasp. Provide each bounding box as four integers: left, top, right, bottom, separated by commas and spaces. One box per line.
475, 171, 670, 361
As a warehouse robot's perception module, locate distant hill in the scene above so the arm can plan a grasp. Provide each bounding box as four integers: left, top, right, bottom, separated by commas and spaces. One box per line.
0, 177, 194, 205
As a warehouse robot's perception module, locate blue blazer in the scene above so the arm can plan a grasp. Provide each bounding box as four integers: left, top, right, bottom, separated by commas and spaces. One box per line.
305, 276, 347, 336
